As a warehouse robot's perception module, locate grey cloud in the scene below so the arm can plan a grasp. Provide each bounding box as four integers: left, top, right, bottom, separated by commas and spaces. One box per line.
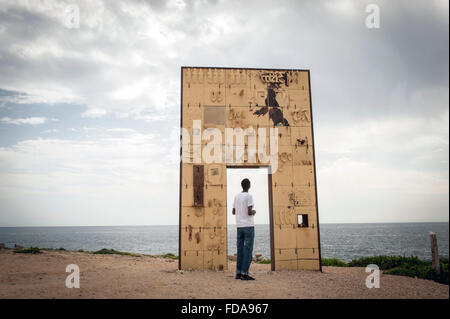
0, 0, 447, 224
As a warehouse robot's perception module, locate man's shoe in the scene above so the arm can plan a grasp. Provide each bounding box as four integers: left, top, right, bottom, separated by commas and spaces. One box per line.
240, 275, 255, 280
235, 274, 242, 279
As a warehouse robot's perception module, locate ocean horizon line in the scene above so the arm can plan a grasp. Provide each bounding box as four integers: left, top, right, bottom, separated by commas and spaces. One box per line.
0, 221, 448, 228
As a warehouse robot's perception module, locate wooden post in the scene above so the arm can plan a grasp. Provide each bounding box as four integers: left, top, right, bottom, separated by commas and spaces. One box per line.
429, 232, 440, 275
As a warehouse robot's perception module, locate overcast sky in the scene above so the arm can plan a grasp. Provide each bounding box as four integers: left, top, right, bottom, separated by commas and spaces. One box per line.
0, 0, 448, 226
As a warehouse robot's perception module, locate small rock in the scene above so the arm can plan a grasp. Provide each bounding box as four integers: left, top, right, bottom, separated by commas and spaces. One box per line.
255, 253, 262, 258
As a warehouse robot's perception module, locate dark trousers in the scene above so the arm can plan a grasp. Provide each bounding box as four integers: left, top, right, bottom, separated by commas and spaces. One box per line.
236, 226, 254, 275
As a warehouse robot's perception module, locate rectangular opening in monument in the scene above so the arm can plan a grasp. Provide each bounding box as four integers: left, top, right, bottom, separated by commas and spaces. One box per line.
226, 167, 273, 269
297, 214, 309, 228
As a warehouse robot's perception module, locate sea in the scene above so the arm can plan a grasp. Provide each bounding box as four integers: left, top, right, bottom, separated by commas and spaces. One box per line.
0, 223, 448, 261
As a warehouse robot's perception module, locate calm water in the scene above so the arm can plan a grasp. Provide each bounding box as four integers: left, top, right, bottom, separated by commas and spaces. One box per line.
0, 223, 448, 261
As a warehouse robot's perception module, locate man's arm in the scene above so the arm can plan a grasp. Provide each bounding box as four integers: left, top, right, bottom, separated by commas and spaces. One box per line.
248, 194, 255, 215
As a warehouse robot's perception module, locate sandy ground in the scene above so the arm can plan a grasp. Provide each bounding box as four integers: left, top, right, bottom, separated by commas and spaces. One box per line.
0, 249, 448, 299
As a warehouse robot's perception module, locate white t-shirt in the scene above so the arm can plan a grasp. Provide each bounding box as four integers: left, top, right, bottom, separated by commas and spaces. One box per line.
233, 192, 255, 228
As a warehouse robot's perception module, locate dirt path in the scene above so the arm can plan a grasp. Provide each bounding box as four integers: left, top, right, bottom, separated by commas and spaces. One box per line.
0, 250, 447, 299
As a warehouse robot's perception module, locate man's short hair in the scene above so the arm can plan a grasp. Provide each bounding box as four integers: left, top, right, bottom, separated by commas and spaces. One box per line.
241, 178, 250, 190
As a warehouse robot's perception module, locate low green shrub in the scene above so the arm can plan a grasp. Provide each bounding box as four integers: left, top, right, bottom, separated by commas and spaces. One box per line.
347, 255, 448, 285
14, 247, 41, 254
161, 253, 179, 260
384, 261, 448, 285
322, 258, 347, 267
92, 248, 141, 257
348, 255, 428, 270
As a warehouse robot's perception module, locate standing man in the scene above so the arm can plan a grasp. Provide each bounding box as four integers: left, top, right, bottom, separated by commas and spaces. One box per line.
232, 178, 256, 280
